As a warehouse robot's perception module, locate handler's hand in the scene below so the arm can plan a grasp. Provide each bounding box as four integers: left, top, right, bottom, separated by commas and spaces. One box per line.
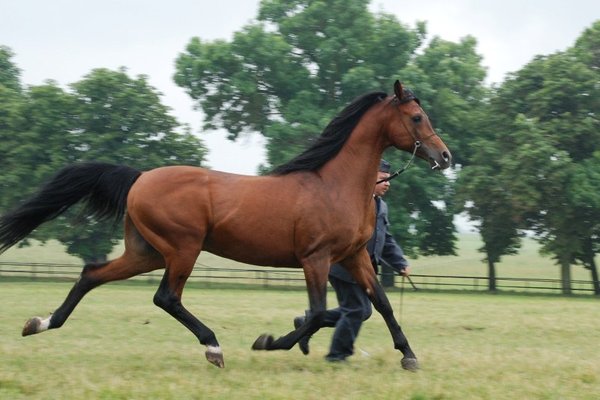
401, 266, 411, 277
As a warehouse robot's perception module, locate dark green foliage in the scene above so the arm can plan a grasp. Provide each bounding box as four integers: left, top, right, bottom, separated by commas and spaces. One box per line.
458, 20, 600, 293
0, 53, 207, 262
174, 0, 481, 257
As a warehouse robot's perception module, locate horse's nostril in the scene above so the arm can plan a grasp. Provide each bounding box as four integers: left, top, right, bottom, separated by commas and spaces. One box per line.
442, 151, 451, 163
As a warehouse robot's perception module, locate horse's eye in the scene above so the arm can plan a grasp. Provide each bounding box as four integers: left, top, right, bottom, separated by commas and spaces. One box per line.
412, 115, 422, 123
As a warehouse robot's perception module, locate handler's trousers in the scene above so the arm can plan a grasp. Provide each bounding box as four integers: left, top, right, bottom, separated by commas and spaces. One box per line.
323, 275, 373, 360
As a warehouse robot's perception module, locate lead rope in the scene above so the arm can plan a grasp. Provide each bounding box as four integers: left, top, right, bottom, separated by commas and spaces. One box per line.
376, 141, 421, 184
398, 275, 406, 324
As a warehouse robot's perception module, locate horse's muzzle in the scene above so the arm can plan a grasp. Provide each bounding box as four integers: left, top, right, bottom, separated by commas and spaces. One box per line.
428, 150, 452, 170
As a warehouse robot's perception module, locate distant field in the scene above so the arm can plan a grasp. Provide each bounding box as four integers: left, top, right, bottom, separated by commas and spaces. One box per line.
0, 282, 598, 399
409, 234, 593, 281
1, 234, 595, 287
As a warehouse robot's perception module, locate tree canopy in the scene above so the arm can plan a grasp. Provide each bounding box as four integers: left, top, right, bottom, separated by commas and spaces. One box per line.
1, 3, 599, 293
0, 53, 207, 262
175, 2, 599, 292
174, 0, 493, 257
458, 20, 600, 293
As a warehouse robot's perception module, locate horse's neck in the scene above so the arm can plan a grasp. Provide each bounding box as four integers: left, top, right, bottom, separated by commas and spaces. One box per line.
319, 121, 387, 209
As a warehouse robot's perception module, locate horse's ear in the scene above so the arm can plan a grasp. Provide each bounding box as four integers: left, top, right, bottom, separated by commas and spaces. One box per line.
394, 80, 403, 99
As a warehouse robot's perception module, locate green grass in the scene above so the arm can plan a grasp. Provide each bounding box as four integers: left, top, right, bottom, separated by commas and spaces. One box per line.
0, 282, 598, 399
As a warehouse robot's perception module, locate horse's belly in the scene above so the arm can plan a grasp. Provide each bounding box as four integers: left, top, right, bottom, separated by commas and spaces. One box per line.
203, 236, 299, 268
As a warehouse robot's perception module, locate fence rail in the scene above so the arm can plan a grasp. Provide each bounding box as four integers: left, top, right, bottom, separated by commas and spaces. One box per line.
0, 261, 596, 295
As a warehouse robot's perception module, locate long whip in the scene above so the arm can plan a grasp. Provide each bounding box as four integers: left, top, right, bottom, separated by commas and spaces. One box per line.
398, 275, 418, 323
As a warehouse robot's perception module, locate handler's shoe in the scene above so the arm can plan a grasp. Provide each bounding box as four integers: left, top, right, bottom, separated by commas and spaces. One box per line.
325, 354, 348, 363
294, 316, 311, 355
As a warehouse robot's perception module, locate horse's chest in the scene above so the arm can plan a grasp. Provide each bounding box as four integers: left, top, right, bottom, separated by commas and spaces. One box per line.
325, 213, 373, 250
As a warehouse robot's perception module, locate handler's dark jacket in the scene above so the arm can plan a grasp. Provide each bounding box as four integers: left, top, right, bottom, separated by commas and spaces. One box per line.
329, 197, 408, 283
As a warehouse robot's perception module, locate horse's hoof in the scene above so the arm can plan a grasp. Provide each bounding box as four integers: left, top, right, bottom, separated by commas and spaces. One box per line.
22, 317, 42, 336
251, 334, 274, 350
205, 346, 224, 368
401, 357, 419, 372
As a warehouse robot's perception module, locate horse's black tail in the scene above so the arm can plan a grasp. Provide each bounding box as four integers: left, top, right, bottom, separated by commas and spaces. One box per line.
0, 162, 142, 253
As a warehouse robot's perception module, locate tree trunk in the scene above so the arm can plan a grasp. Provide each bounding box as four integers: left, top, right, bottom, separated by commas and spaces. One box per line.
487, 258, 497, 292
590, 259, 600, 296
560, 260, 572, 295
582, 237, 600, 296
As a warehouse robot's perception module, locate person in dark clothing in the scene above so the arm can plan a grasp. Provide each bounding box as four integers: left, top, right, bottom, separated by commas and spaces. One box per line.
294, 159, 410, 362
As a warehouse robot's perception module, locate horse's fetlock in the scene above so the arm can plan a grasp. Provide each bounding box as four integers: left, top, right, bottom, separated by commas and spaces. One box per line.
200, 333, 218, 347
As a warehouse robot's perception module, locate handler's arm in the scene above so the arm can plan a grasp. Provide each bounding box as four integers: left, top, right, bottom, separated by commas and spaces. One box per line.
380, 230, 409, 276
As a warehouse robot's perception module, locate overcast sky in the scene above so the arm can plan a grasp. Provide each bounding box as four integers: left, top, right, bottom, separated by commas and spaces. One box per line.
2, 0, 599, 174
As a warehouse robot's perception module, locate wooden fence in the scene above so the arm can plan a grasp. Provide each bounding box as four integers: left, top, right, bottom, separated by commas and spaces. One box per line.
0, 261, 596, 295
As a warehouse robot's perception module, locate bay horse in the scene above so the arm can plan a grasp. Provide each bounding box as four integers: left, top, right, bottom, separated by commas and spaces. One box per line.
0, 81, 451, 371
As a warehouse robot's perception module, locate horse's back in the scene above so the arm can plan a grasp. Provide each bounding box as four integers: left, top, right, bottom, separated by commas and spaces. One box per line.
126, 166, 307, 267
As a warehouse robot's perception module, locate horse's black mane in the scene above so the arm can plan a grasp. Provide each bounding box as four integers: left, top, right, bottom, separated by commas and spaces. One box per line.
270, 91, 388, 175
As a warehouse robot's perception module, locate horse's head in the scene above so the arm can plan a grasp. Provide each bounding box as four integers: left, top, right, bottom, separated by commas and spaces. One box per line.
384, 80, 451, 170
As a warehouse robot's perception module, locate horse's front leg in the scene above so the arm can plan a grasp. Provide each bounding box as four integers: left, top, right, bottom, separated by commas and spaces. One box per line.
343, 251, 419, 371
252, 254, 329, 351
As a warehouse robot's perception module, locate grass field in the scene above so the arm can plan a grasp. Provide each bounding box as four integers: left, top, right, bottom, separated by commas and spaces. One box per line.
0, 282, 598, 399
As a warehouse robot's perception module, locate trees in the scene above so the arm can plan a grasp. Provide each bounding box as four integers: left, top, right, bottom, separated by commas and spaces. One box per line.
382, 35, 487, 259
0, 46, 22, 93
3, 6, 596, 292
570, 153, 600, 294
459, 21, 600, 294
175, 0, 425, 166
0, 56, 207, 263
408, 35, 487, 167
55, 68, 207, 262
457, 115, 556, 291
0, 46, 40, 211
507, 40, 599, 295
175, 0, 493, 261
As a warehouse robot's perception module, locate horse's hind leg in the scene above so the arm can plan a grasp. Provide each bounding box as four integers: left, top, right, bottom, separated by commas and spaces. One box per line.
152, 251, 224, 368
22, 217, 164, 336
22, 254, 161, 336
